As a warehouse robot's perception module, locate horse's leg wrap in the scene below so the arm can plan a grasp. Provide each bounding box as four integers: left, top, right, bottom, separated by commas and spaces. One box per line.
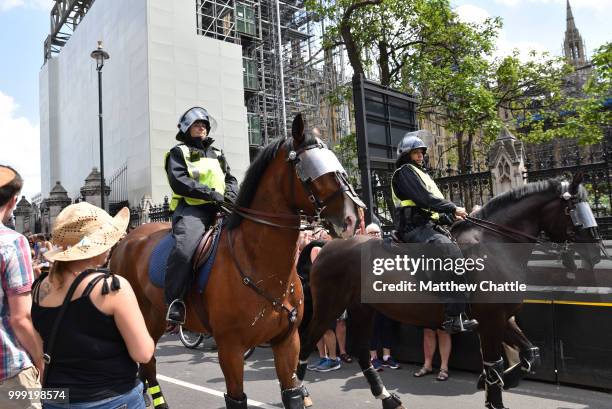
484, 359, 508, 409
148, 383, 169, 409
520, 346, 540, 373
281, 387, 305, 409
296, 360, 308, 381
295, 363, 312, 407
502, 362, 523, 390
224, 393, 248, 409
363, 367, 390, 399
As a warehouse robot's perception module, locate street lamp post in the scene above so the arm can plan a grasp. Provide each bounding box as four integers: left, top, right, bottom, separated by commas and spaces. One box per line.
90, 41, 110, 210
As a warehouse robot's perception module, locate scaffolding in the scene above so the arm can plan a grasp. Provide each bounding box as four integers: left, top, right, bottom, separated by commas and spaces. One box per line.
198, 0, 351, 153
43, 0, 351, 154
44, 0, 96, 61
196, 0, 237, 42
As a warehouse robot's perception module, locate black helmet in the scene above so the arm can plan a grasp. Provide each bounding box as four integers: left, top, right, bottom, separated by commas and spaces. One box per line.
397, 130, 429, 158
178, 107, 211, 134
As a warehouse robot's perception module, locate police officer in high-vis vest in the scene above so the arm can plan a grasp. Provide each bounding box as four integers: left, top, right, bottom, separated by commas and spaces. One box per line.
392, 130, 478, 334
165, 107, 238, 324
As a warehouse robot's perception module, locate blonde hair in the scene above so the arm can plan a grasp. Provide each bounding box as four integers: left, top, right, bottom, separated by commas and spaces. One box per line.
48, 252, 109, 287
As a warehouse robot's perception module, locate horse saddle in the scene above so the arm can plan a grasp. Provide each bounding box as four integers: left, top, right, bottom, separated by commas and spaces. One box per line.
192, 217, 223, 271
148, 216, 224, 292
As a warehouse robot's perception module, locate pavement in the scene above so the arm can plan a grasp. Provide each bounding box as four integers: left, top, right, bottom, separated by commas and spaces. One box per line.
153, 334, 611, 409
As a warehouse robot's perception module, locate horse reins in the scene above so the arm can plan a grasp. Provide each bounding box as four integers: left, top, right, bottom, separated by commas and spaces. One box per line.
464, 216, 565, 254
465, 216, 547, 244
220, 139, 345, 331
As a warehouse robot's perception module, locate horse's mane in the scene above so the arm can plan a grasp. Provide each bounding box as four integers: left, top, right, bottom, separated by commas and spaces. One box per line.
226, 132, 319, 230
474, 178, 587, 219
453, 178, 587, 233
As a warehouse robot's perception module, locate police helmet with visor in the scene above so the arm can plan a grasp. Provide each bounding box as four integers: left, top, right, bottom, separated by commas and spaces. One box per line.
397, 130, 430, 158
178, 107, 211, 134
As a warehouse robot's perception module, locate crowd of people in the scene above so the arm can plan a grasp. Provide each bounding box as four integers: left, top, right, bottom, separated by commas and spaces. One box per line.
1, 122, 472, 408
1, 165, 153, 408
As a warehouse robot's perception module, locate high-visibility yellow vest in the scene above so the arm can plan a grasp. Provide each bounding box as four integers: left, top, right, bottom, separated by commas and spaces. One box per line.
391, 164, 444, 221
165, 144, 226, 211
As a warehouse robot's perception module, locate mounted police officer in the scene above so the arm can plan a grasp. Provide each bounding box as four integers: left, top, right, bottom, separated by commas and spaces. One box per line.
165, 107, 238, 324
392, 130, 478, 334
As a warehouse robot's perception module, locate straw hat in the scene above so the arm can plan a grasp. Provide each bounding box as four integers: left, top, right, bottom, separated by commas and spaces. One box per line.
44, 202, 129, 262
0, 166, 16, 187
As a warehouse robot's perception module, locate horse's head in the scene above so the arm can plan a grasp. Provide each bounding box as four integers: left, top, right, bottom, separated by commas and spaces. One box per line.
288, 114, 364, 238
540, 174, 604, 268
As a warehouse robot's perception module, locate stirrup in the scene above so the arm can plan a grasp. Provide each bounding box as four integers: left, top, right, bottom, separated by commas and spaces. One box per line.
443, 313, 478, 334
166, 299, 186, 325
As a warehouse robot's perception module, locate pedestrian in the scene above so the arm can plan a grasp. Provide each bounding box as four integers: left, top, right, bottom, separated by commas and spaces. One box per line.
31, 202, 154, 408
365, 223, 382, 238
0, 165, 44, 409
413, 328, 452, 381
298, 229, 341, 372
369, 312, 400, 371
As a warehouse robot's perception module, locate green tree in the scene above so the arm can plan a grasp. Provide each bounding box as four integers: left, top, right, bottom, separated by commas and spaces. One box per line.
332, 133, 361, 188
311, 0, 607, 193
519, 42, 611, 144
306, 0, 475, 87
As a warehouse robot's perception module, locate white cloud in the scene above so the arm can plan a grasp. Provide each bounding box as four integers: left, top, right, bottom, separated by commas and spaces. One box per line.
0, 0, 51, 12
0, 91, 41, 201
494, 0, 521, 6
496, 33, 550, 61
0, 0, 24, 11
455, 4, 491, 24
455, 4, 549, 61
494, 0, 612, 12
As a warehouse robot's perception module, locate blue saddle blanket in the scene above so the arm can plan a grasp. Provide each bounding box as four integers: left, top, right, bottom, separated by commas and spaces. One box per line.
149, 229, 222, 293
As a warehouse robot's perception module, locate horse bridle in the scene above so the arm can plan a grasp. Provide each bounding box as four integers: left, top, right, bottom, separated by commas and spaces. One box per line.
465, 181, 606, 257
222, 138, 363, 230
225, 137, 364, 328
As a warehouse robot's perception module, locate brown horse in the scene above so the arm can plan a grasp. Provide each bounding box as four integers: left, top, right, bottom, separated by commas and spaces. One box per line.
109, 114, 362, 409
296, 175, 603, 409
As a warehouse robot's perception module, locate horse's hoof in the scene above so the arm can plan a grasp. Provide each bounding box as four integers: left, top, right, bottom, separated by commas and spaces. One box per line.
303, 396, 313, 407
485, 404, 509, 409
381, 393, 403, 409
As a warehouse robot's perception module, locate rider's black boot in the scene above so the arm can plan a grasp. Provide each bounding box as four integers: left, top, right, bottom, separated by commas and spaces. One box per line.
166, 299, 186, 325
442, 312, 478, 334
224, 393, 248, 409
281, 387, 304, 409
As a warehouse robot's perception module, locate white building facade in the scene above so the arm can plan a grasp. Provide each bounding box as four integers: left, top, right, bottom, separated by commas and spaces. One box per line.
39, 0, 249, 205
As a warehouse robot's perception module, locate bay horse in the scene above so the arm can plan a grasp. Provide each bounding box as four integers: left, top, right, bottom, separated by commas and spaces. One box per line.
297, 174, 603, 409
109, 114, 363, 409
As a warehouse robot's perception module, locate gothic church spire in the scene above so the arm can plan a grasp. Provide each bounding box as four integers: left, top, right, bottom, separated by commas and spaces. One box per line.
563, 0, 587, 67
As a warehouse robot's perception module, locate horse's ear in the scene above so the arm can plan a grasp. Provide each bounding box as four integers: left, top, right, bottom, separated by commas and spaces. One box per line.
292, 114, 305, 145
570, 172, 583, 194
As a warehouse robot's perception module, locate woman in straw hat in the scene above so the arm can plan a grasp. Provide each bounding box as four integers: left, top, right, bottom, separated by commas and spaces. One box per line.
31, 202, 154, 408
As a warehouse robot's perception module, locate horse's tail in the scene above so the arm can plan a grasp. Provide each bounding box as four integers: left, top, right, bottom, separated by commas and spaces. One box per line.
298, 275, 313, 338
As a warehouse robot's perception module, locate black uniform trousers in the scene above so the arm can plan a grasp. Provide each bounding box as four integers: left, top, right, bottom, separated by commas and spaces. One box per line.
400, 223, 467, 316
164, 201, 216, 305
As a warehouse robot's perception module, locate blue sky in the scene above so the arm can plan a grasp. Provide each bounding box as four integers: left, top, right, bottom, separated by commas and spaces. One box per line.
0, 0, 610, 200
